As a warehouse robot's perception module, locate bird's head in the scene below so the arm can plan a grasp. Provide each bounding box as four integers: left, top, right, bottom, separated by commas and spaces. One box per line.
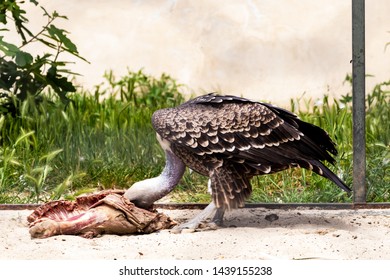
124, 178, 163, 209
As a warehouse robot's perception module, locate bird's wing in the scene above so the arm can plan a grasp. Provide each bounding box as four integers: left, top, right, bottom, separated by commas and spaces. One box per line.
153, 94, 309, 167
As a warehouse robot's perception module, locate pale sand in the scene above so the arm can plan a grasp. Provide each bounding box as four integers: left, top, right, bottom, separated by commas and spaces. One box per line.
1, 207, 390, 260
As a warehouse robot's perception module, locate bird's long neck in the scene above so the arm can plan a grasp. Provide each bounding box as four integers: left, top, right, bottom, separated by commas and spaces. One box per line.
124, 149, 186, 208
159, 149, 186, 192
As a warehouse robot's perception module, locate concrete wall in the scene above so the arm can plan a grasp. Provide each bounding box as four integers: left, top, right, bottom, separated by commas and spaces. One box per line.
10, 0, 390, 105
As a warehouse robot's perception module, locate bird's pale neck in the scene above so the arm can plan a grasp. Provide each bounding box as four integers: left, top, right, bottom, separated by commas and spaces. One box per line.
124, 149, 186, 208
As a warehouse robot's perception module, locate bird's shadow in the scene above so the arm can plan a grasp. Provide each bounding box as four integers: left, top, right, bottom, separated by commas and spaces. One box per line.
220, 208, 356, 231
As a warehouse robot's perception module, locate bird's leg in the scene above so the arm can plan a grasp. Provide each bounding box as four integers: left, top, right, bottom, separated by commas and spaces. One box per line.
212, 206, 225, 226
171, 202, 226, 233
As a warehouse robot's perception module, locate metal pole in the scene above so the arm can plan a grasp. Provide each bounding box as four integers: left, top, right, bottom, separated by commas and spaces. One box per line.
352, 0, 366, 204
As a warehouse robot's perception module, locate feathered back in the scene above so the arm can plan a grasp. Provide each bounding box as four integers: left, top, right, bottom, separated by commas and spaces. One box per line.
152, 93, 350, 209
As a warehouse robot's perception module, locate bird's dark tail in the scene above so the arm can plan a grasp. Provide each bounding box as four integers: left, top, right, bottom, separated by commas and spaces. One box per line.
309, 160, 351, 193
261, 101, 350, 193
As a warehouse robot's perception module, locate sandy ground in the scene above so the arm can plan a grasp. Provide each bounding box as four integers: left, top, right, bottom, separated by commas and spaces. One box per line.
1, 207, 390, 260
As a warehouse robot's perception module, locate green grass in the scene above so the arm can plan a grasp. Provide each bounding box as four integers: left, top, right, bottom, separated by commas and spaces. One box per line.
0, 70, 389, 204
0, 69, 184, 203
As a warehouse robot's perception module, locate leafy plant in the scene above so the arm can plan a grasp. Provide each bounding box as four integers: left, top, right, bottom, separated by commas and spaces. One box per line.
0, 70, 185, 203
0, 0, 87, 115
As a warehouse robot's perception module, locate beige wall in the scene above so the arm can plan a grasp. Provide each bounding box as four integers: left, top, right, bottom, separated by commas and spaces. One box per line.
9, 0, 390, 105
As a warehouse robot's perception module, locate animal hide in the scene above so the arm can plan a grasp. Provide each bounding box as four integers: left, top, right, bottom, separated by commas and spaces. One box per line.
27, 190, 176, 238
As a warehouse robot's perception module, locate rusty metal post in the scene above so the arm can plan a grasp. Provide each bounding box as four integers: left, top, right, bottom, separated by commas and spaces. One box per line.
352, 0, 366, 204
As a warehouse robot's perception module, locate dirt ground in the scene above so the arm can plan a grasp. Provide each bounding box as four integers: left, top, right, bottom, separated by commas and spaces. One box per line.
1, 207, 390, 260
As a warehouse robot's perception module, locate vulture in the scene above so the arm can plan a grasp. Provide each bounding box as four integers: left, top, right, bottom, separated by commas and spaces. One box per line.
124, 93, 351, 232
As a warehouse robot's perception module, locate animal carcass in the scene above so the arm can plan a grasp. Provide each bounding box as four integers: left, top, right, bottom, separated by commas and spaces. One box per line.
27, 190, 176, 238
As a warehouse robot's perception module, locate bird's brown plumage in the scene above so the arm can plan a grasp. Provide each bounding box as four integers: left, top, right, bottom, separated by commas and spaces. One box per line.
152, 93, 350, 209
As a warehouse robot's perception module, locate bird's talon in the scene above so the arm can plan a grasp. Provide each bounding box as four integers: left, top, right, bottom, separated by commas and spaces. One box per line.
196, 222, 220, 231
170, 221, 220, 234
170, 225, 196, 234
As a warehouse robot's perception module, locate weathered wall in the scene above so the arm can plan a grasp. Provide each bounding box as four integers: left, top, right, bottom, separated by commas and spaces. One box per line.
11, 0, 390, 104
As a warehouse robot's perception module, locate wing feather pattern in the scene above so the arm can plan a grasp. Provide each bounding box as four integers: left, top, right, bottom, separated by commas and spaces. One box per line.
152, 93, 350, 209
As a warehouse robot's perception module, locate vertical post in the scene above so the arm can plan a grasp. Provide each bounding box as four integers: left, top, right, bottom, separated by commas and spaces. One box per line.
352, 0, 366, 204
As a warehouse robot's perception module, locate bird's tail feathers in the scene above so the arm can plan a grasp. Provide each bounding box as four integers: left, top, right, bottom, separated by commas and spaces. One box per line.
308, 160, 351, 193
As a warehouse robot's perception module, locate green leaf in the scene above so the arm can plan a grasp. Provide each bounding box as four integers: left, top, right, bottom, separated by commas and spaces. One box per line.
0, 14, 7, 25
54, 75, 76, 92
46, 66, 76, 101
15, 51, 33, 66
0, 36, 19, 56
52, 10, 68, 20
37, 37, 57, 49
47, 24, 78, 53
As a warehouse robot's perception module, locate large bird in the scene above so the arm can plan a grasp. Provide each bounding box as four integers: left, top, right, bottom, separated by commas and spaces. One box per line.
124, 93, 351, 232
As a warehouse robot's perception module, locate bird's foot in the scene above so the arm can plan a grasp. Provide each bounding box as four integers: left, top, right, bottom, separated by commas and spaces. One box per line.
198, 220, 222, 231
170, 202, 225, 233
171, 220, 222, 234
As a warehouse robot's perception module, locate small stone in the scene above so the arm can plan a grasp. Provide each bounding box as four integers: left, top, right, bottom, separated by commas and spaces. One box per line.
265, 213, 279, 222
